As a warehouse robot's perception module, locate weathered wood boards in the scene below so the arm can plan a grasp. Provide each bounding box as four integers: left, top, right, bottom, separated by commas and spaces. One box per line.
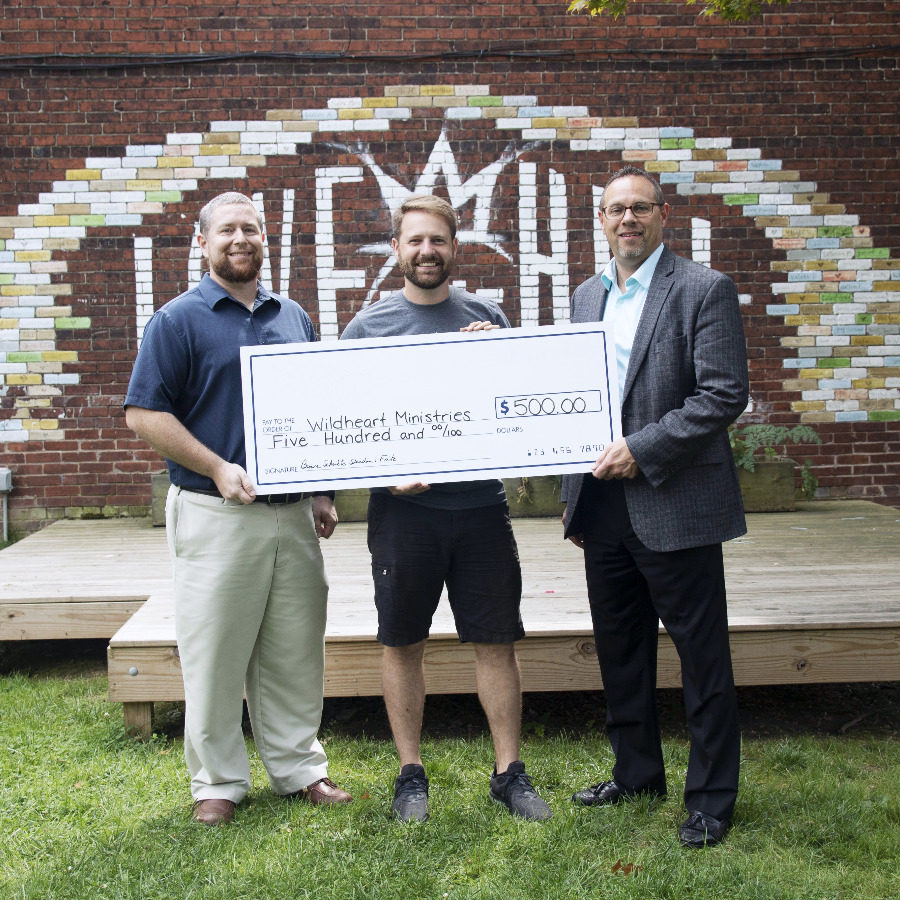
102, 501, 900, 737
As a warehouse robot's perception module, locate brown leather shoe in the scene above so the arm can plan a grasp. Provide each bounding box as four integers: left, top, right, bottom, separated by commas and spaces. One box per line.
294, 777, 353, 806
192, 798, 236, 825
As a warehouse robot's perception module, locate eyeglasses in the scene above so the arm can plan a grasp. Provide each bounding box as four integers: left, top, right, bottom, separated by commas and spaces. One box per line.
600, 202, 662, 220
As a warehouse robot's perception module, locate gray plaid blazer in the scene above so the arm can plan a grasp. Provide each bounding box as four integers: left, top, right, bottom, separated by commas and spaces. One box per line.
561, 247, 749, 552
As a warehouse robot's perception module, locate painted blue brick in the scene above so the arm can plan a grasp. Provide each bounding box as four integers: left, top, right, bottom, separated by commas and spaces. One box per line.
808, 238, 840, 249
838, 282, 869, 291
660, 127, 694, 138
748, 160, 782, 171
781, 358, 814, 369
789, 271, 821, 282
835, 412, 869, 422
833, 325, 867, 335
519, 107, 553, 118
819, 379, 852, 389
743, 205, 778, 216
767, 304, 800, 315
659, 173, 694, 183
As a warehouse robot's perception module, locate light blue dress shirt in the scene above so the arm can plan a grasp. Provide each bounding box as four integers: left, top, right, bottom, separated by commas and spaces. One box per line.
600, 243, 666, 405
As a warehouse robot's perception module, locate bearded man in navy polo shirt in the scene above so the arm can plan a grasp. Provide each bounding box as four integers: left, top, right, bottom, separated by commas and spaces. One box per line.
125, 192, 352, 825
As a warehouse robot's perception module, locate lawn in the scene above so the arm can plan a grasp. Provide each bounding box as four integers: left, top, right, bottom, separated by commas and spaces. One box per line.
1, 642, 898, 900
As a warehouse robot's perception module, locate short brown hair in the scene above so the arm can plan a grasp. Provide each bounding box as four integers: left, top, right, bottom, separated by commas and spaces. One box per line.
391, 194, 458, 241
198, 192, 263, 237
601, 166, 666, 206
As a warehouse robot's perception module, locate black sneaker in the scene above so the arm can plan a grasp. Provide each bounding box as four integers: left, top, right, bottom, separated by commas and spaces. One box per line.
490, 761, 552, 821
392, 764, 429, 822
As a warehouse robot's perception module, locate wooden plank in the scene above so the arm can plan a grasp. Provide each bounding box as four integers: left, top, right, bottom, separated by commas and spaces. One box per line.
108, 623, 900, 703
123, 702, 154, 741
0, 599, 144, 640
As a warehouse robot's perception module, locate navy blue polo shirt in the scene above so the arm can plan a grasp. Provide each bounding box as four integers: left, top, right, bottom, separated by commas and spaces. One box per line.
125, 274, 316, 492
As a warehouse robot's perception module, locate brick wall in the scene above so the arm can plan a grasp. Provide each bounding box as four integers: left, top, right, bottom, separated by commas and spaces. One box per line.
1, 1, 898, 530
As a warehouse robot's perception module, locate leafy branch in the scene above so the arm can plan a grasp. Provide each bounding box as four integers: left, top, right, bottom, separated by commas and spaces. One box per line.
567, 0, 792, 22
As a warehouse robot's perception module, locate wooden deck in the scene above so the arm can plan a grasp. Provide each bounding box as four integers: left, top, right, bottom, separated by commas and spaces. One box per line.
3, 501, 899, 738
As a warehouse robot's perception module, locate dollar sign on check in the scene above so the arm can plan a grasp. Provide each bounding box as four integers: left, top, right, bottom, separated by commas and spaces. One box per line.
499, 400, 509, 415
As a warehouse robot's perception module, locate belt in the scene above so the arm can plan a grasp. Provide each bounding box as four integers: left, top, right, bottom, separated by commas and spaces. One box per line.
181, 487, 310, 504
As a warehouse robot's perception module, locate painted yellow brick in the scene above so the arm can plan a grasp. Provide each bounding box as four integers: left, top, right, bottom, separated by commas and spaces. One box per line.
16, 397, 51, 408
764, 170, 802, 181
202, 133, 241, 143
692, 150, 728, 160
798, 411, 835, 423
266, 109, 305, 120
850, 336, 885, 346
34, 216, 70, 227
24, 418, 59, 430
874, 260, 900, 270
385, 85, 421, 97
811, 204, 846, 215
853, 378, 886, 389
0, 319, 17, 328
231, 156, 267, 167
645, 161, 680, 172
35, 307, 73, 318
14, 251, 52, 262
791, 401, 826, 411
531, 117, 568, 128
784, 379, 820, 391
872, 281, 897, 291
200, 144, 241, 155
603, 117, 639, 127
874, 314, 900, 324
66, 169, 102, 180
41, 351, 79, 362
338, 108, 374, 119
362, 97, 398, 108
156, 156, 192, 168
805, 260, 838, 271
785, 315, 821, 326
7, 374, 42, 385
799, 368, 829, 379
420, 85, 455, 96
1, 285, 37, 296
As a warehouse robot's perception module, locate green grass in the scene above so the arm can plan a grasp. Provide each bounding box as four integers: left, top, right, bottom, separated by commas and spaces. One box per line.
1, 654, 899, 900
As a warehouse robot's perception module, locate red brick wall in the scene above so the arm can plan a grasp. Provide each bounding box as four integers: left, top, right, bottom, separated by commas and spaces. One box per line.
1, 1, 898, 530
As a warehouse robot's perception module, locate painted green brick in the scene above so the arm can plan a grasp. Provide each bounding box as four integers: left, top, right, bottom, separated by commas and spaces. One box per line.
820, 292, 848, 303
70, 215, 107, 226
468, 96, 501, 106
819, 358, 851, 368
856, 247, 890, 259
870, 410, 900, 421
660, 138, 695, 149
819, 226, 853, 237
146, 191, 183, 202
55, 317, 91, 329
856, 313, 873, 325
0, 274, 13, 285
724, 194, 759, 205
7, 351, 42, 362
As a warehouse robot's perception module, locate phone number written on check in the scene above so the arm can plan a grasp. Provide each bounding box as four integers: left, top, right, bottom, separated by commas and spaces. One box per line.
494, 390, 603, 419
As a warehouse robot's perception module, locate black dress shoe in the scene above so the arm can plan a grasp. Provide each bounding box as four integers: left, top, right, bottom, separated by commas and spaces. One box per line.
679, 810, 730, 848
571, 779, 625, 806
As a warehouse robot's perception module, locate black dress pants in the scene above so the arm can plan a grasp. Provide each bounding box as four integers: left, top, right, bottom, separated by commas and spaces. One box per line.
580, 477, 740, 821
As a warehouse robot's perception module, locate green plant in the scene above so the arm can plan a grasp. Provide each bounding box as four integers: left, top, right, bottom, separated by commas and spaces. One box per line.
729, 423, 823, 501
514, 475, 562, 505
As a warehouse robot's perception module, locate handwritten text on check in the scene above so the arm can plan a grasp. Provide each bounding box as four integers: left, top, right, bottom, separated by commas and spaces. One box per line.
240, 323, 621, 493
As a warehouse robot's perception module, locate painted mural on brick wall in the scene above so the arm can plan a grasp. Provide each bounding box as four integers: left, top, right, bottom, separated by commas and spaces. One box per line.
2, 82, 898, 446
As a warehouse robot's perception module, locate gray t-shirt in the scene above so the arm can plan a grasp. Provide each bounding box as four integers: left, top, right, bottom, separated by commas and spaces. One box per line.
340, 288, 509, 510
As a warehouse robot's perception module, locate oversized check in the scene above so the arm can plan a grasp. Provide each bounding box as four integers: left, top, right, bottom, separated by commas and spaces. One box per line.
240, 323, 620, 493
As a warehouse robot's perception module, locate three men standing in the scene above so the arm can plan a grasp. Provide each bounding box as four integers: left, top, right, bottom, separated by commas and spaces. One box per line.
341, 195, 551, 822
562, 167, 749, 848
125, 192, 352, 825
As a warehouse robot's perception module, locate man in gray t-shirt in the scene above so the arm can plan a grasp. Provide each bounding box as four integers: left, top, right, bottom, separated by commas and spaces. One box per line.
340, 195, 551, 823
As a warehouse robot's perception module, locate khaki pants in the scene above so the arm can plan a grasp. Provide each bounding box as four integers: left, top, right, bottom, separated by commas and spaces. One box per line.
166, 486, 330, 803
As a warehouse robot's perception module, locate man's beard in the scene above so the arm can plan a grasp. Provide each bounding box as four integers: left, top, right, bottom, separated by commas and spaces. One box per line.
212, 250, 263, 284
398, 254, 453, 290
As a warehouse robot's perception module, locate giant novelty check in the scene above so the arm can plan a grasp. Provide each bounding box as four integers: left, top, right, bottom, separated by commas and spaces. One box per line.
240, 323, 621, 493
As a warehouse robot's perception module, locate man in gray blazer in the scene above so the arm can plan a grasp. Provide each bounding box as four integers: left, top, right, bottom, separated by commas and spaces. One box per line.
561, 166, 748, 848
